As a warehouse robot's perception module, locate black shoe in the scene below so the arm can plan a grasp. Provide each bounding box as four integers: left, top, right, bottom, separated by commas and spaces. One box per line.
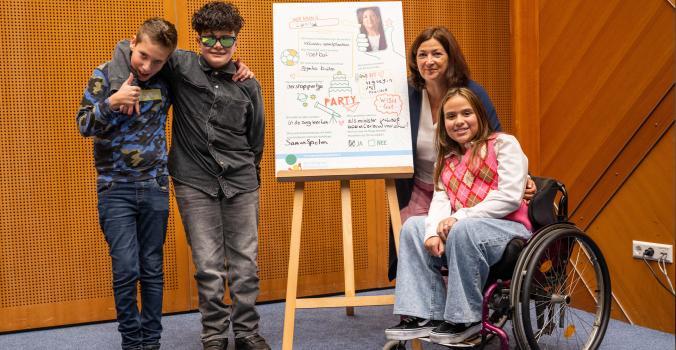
234, 334, 271, 350
429, 321, 481, 344
385, 316, 443, 340
142, 344, 160, 350
203, 338, 228, 350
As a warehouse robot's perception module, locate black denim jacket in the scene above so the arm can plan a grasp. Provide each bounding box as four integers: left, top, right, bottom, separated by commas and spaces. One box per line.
109, 40, 265, 198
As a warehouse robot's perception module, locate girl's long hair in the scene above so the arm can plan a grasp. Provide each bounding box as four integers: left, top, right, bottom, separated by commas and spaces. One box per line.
433, 87, 494, 190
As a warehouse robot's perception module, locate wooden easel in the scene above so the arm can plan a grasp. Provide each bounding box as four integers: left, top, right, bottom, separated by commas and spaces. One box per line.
279, 170, 411, 350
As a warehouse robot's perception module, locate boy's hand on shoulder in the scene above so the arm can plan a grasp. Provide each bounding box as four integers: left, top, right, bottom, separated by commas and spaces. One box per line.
109, 73, 140, 116
232, 58, 255, 82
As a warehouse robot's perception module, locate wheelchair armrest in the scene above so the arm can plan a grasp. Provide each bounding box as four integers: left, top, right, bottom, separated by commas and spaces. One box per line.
485, 238, 526, 287
528, 176, 568, 231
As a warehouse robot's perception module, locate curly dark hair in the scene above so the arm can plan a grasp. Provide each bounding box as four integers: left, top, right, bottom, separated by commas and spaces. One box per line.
192, 1, 244, 35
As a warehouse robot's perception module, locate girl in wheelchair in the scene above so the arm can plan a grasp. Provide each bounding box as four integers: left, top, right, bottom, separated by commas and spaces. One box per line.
386, 87, 533, 345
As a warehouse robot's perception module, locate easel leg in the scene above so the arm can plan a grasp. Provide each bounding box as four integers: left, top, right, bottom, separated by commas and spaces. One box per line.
282, 182, 304, 350
411, 339, 424, 350
340, 180, 355, 316
385, 179, 402, 253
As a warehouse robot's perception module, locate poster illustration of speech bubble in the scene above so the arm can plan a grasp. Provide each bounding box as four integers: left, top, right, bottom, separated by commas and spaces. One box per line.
374, 93, 403, 116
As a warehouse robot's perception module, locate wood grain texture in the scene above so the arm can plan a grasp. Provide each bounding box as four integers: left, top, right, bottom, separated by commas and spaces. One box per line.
540, 1, 674, 209
0, 0, 512, 332
586, 127, 675, 332
538, 0, 675, 333
512, 0, 540, 173
0, 0, 192, 332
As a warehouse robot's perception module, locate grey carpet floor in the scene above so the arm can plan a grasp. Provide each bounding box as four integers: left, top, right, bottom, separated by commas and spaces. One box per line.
0, 289, 673, 350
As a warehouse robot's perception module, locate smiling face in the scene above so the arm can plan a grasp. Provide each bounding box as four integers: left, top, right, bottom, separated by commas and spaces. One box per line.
198, 30, 237, 69
416, 38, 449, 86
129, 35, 173, 82
361, 9, 380, 31
443, 94, 479, 146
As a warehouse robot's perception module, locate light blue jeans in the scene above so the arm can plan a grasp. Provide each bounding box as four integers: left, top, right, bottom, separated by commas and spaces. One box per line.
393, 216, 531, 323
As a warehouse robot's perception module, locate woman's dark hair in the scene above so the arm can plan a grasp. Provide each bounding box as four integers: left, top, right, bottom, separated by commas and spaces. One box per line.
192, 1, 244, 35
408, 26, 469, 90
357, 7, 387, 51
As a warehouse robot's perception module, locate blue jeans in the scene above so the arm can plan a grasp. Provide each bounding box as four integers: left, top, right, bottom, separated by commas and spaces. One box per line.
394, 216, 530, 323
97, 177, 169, 349
173, 183, 261, 343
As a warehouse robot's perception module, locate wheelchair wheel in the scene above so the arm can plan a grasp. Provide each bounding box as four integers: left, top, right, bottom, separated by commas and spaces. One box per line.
512, 226, 611, 349
510, 223, 574, 346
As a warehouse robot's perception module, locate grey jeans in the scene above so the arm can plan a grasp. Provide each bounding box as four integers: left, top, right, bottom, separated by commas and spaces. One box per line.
173, 182, 261, 342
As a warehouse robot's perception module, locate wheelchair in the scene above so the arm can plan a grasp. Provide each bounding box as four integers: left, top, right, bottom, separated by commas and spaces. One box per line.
384, 177, 612, 350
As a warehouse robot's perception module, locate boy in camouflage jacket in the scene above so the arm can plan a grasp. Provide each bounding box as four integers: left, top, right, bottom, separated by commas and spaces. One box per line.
76, 18, 177, 350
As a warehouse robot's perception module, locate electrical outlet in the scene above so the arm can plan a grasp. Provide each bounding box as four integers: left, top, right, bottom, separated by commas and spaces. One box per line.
632, 240, 673, 263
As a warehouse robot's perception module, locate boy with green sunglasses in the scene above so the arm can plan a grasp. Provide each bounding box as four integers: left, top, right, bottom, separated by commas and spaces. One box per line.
199, 34, 237, 48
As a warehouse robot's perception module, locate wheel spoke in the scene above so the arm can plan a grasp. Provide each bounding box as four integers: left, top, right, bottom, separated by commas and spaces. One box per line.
551, 236, 574, 294
567, 312, 590, 349
568, 244, 592, 296
529, 270, 551, 294
568, 307, 595, 336
529, 298, 552, 313
533, 303, 557, 342
544, 242, 565, 292
557, 239, 581, 294
517, 229, 610, 350
529, 291, 556, 300
565, 260, 589, 298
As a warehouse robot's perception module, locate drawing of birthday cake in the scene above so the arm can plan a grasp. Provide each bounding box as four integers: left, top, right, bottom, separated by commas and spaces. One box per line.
328, 71, 352, 96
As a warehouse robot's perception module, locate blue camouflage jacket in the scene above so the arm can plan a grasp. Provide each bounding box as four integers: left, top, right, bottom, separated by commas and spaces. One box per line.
110, 40, 265, 198
76, 62, 171, 185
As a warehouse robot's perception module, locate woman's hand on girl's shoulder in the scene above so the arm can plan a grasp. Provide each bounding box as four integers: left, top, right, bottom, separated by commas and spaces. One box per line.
524, 176, 537, 202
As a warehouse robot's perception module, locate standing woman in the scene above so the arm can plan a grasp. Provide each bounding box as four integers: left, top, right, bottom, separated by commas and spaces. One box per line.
388, 26, 507, 279
358, 7, 387, 52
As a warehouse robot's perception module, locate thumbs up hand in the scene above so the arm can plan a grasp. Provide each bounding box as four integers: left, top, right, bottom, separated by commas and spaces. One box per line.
109, 73, 141, 116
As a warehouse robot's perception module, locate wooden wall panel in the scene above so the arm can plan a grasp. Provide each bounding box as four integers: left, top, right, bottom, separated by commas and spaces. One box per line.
0, 0, 512, 331
586, 127, 675, 332
0, 0, 192, 332
571, 88, 674, 230
540, 0, 674, 208
538, 0, 675, 332
511, 0, 539, 173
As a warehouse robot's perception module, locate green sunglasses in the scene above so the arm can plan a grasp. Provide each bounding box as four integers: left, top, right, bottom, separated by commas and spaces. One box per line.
199, 35, 236, 48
